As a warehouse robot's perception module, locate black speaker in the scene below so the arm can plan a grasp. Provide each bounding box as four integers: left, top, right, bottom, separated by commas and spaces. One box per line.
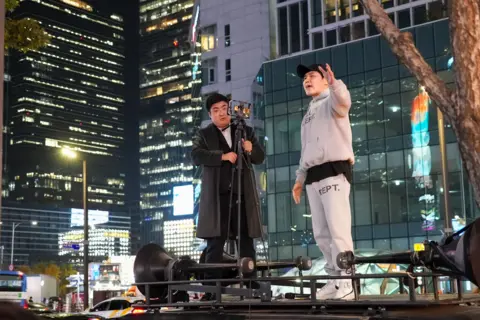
133, 243, 191, 301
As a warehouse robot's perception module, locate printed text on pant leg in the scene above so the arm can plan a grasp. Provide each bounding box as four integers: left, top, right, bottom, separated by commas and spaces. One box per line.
319, 184, 339, 196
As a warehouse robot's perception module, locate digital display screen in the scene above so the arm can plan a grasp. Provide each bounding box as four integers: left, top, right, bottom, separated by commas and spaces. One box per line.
70, 208, 109, 227
0, 275, 23, 292
173, 185, 194, 216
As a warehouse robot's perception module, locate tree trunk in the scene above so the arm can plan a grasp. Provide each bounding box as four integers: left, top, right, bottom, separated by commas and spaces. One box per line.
360, 0, 480, 208
449, 1, 480, 207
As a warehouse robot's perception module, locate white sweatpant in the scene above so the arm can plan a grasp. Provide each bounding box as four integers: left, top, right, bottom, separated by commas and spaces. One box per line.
306, 173, 354, 275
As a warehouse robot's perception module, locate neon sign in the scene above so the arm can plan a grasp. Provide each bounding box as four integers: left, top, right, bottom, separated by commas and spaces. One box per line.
190, 4, 200, 80
191, 5, 200, 43
192, 55, 199, 80
410, 86, 438, 231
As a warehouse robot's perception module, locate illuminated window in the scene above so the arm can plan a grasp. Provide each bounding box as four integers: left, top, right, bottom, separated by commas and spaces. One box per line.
61, 0, 93, 11
200, 25, 216, 52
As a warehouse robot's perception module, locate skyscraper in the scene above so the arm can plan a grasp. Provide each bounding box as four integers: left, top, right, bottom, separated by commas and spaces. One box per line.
138, 0, 202, 244
6, 0, 126, 211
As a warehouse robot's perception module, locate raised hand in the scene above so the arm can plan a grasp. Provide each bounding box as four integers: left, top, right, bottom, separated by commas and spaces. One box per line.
318, 63, 336, 85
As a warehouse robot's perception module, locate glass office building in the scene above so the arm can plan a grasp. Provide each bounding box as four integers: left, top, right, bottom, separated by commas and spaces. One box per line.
138, 0, 202, 244
6, 0, 126, 210
262, 18, 475, 262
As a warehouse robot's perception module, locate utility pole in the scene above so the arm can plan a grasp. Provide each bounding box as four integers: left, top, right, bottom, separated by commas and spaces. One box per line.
437, 110, 452, 236
82, 160, 89, 309
0, 0, 6, 245
10, 223, 19, 265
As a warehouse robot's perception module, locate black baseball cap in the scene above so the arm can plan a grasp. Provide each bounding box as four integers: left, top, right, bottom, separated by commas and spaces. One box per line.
296, 63, 326, 79
205, 93, 229, 112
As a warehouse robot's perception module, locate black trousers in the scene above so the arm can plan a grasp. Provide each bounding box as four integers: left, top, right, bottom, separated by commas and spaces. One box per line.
204, 193, 256, 280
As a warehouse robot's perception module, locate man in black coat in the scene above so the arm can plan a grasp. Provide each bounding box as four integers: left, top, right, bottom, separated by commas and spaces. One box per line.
191, 93, 265, 300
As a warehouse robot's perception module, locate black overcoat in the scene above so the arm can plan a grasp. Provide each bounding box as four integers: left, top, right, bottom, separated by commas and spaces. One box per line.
191, 123, 265, 240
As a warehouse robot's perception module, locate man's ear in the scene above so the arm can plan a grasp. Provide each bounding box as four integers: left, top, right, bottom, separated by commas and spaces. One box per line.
208, 112, 212, 119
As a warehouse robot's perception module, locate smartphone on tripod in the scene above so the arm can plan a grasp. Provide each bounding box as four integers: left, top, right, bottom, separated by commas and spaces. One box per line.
228, 100, 252, 120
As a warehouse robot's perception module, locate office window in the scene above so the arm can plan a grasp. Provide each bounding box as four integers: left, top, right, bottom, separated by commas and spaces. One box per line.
225, 59, 231, 82
414, 4, 428, 25
290, 3, 300, 53
300, 1, 309, 50
312, 0, 322, 27
398, 9, 411, 29
201, 25, 216, 52
382, 0, 394, 9
278, 7, 288, 56
224, 24, 230, 47
351, 0, 364, 17
278, 0, 309, 55
352, 21, 365, 40
338, 0, 350, 21
202, 58, 216, 84
324, 0, 336, 24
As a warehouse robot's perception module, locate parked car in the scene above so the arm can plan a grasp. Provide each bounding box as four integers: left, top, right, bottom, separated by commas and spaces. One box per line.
40, 313, 106, 320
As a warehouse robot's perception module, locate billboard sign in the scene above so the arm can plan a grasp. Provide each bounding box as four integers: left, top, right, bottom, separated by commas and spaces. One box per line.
70, 208, 109, 227
173, 185, 194, 216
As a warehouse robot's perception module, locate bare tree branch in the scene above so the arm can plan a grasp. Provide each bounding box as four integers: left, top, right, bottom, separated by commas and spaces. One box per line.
360, 0, 455, 122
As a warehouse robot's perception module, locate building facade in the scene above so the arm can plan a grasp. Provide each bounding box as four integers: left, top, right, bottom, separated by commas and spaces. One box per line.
274, 0, 447, 56
5, 0, 127, 211
195, 0, 272, 115
0, 205, 130, 266
262, 17, 475, 262
138, 0, 202, 245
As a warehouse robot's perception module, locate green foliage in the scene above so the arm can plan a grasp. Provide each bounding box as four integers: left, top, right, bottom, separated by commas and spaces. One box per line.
5, 0, 19, 12
5, 18, 51, 53
58, 264, 76, 296
4, 0, 51, 53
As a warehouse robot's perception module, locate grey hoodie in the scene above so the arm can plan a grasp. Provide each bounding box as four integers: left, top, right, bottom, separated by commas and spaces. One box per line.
295, 79, 354, 185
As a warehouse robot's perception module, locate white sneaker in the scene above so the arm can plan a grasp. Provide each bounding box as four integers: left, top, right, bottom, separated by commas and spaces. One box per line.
315, 280, 338, 300
333, 279, 355, 300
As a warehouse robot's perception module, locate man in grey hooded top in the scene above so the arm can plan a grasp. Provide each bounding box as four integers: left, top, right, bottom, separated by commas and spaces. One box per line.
292, 63, 354, 300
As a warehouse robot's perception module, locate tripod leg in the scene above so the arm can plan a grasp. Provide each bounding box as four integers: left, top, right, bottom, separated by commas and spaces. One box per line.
226, 167, 236, 253
236, 131, 245, 280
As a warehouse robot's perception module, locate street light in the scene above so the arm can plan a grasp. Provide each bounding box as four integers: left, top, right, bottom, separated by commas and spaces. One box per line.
61, 147, 89, 308
10, 221, 37, 266
11, 223, 21, 265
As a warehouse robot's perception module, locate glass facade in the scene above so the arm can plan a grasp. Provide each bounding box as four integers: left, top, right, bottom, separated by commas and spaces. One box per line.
262, 19, 477, 262
276, 0, 448, 56
138, 0, 202, 244
6, 0, 126, 210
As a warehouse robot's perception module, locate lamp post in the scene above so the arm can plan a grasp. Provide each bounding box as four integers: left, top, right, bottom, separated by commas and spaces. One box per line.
10, 222, 20, 265
0, 0, 6, 244
61, 148, 89, 308
9, 221, 36, 267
